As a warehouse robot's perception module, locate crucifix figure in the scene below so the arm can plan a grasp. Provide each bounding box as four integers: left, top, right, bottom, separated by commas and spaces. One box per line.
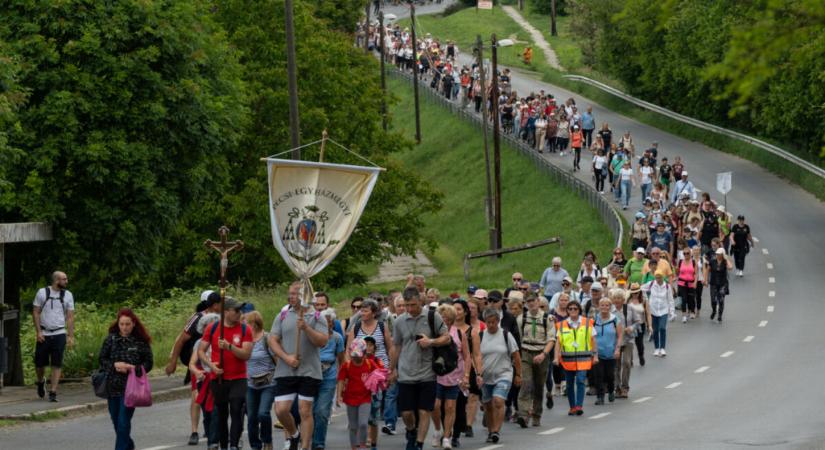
204, 226, 244, 379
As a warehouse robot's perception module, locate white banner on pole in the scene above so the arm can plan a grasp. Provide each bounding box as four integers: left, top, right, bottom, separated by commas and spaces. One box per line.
266, 159, 381, 303
716, 171, 732, 195
478, 0, 493, 10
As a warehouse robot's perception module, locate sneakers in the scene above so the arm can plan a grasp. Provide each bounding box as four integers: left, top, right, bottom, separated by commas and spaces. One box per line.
431, 431, 442, 448
567, 408, 576, 416
451, 437, 460, 448
516, 416, 527, 428
575, 406, 584, 416
710, 311, 716, 320
188, 432, 200, 445
463, 426, 473, 438
737, 269, 744, 277
381, 425, 396, 436
287, 433, 300, 450
661, 349, 667, 357
690, 313, 696, 320
639, 355, 645, 366
718, 315, 723, 323
653, 349, 661, 357
48, 391, 58, 402
441, 437, 452, 450
682, 316, 687, 323
489, 432, 500, 443
545, 394, 554, 409
36, 381, 45, 399
608, 391, 615, 402
485, 433, 494, 444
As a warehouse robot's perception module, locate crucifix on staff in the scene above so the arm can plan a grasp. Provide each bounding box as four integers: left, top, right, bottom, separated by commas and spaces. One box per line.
204, 226, 244, 380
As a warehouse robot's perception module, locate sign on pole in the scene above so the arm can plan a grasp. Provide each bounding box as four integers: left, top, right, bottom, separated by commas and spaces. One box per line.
716, 172, 732, 195
478, 0, 493, 10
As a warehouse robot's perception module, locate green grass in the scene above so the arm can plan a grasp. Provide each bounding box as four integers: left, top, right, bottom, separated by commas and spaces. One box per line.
398, 6, 552, 76
387, 76, 614, 288
0, 419, 20, 427
410, 5, 825, 201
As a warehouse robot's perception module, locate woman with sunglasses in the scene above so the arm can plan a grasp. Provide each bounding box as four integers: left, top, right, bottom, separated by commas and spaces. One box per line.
626, 284, 650, 366
553, 300, 597, 416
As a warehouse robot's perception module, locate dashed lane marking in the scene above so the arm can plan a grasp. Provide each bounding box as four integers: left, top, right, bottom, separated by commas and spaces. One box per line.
720, 351, 735, 358
767, 263, 774, 270
694, 366, 710, 373
743, 335, 755, 342
759, 320, 768, 327
633, 396, 653, 403
589, 412, 611, 420
478, 446, 504, 450
768, 277, 775, 284
762, 248, 769, 255
665, 382, 682, 389
142, 446, 176, 450
767, 305, 775, 312
769, 291, 775, 297
538, 427, 565, 435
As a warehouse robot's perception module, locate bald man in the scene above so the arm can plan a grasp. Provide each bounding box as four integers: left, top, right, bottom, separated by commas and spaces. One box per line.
33, 271, 75, 402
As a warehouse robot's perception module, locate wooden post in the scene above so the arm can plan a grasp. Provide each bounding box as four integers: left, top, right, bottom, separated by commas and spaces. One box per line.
379, 11, 388, 131
476, 35, 495, 252
319, 129, 328, 162
491, 33, 502, 255
365, 3, 371, 53
204, 226, 244, 381
285, 0, 301, 159
410, 2, 421, 144
551, 0, 558, 37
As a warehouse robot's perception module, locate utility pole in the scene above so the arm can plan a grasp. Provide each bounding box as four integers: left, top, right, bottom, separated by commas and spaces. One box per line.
550, 0, 558, 37
365, 3, 371, 53
410, 2, 421, 143
476, 35, 495, 252
379, 11, 387, 131
491, 33, 502, 255
285, 0, 301, 159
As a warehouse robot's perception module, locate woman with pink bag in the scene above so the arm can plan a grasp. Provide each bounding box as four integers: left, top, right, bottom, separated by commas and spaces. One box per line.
98, 308, 153, 450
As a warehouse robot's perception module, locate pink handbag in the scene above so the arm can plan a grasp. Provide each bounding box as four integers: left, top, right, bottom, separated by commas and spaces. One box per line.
124, 366, 152, 408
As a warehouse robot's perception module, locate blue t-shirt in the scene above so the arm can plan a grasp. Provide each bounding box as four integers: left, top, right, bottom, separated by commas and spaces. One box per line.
581, 112, 595, 130
651, 231, 672, 252
319, 331, 344, 381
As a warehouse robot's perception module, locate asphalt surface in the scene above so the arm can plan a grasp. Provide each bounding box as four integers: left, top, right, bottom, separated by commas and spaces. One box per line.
3, 2, 824, 449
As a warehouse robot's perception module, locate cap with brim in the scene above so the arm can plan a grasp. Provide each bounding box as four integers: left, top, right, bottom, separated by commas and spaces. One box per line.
682, 171, 688, 176
200, 290, 215, 302
715, 248, 726, 255
467, 285, 478, 294
488, 290, 504, 302
350, 338, 367, 358
473, 288, 488, 299
562, 276, 573, 284
635, 247, 646, 254
240, 302, 255, 314
635, 212, 646, 219
627, 283, 642, 294
508, 291, 524, 301
591, 282, 603, 291
223, 297, 243, 310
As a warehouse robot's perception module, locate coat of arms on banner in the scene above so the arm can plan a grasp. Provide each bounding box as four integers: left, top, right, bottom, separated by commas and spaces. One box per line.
282, 205, 339, 261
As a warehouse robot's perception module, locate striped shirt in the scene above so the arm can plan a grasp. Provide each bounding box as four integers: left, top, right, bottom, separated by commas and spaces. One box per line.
355, 321, 389, 368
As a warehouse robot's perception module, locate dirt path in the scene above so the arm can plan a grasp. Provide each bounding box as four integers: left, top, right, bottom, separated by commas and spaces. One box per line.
369, 250, 438, 284
502, 5, 564, 71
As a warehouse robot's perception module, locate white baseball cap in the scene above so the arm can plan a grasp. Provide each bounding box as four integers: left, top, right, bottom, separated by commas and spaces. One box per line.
715, 248, 726, 255
635, 247, 646, 254
200, 290, 214, 302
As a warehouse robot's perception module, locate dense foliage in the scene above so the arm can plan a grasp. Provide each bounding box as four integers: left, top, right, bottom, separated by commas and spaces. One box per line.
0, 0, 441, 302
569, 0, 825, 160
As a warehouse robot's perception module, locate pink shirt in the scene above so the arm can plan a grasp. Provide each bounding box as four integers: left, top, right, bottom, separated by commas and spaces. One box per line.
677, 260, 697, 288
436, 326, 465, 387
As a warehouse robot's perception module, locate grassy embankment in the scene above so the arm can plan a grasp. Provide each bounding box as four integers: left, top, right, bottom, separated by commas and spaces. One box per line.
17, 69, 615, 384
413, 6, 825, 200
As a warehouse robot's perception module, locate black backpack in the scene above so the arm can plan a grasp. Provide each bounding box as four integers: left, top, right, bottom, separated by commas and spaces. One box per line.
428, 309, 458, 376
43, 287, 66, 312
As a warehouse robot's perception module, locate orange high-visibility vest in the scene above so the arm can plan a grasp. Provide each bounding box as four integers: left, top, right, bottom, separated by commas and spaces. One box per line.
558, 318, 594, 371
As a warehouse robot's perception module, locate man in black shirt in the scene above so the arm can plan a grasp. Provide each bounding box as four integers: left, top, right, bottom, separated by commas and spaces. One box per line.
658, 157, 672, 196
730, 215, 754, 277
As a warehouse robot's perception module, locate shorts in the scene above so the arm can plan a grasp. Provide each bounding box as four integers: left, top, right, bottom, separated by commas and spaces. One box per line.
398, 381, 437, 412
481, 379, 512, 404
274, 376, 321, 403
660, 177, 671, 186
435, 384, 460, 401
34, 334, 67, 368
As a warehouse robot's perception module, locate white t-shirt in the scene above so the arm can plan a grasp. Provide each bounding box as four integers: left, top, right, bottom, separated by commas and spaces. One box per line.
480, 328, 518, 384
33, 288, 75, 336
620, 168, 634, 181
640, 166, 654, 184
593, 155, 607, 170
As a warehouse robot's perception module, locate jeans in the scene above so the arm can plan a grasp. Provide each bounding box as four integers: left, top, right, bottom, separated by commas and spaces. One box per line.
383, 382, 399, 428
107, 396, 135, 450
564, 370, 587, 408
312, 377, 337, 449
640, 182, 652, 203
614, 177, 622, 201
651, 314, 668, 350
621, 180, 632, 208
211, 378, 247, 449
247, 385, 275, 449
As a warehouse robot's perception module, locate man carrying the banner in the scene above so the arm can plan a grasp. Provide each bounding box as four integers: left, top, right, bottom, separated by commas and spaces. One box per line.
269, 281, 330, 450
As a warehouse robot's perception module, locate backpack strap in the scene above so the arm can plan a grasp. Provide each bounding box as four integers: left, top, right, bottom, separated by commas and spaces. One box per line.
428, 308, 436, 339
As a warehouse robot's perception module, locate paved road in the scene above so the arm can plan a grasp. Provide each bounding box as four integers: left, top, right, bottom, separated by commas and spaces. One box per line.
3, 2, 825, 449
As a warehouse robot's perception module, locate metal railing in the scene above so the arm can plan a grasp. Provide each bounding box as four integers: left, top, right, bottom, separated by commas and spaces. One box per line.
563, 74, 825, 180
388, 69, 625, 249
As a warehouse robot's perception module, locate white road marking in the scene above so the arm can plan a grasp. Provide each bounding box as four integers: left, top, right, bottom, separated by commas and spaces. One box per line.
768, 277, 775, 284
720, 351, 735, 358
759, 320, 768, 327
633, 396, 653, 403
478, 446, 504, 450
694, 366, 710, 373
743, 335, 755, 343
769, 291, 775, 297
538, 427, 565, 435
767, 305, 775, 312
762, 248, 769, 255
589, 412, 611, 420
767, 262, 774, 270
142, 446, 176, 450
665, 382, 682, 389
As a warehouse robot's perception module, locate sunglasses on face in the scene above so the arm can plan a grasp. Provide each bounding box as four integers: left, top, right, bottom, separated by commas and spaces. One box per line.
519, 288, 529, 292
352, 304, 363, 309
513, 277, 522, 281
566, 307, 580, 312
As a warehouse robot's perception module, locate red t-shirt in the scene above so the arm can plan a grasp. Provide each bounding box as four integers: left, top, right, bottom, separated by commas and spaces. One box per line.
337, 360, 378, 406
208, 322, 252, 381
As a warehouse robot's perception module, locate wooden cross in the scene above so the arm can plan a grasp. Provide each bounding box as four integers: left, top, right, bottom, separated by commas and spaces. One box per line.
204, 226, 244, 380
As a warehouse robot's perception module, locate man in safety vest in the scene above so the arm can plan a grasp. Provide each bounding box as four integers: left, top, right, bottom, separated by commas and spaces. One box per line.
553, 300, 597, 416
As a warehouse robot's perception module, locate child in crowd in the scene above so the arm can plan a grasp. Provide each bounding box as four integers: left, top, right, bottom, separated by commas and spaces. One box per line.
338, 339, 379, 450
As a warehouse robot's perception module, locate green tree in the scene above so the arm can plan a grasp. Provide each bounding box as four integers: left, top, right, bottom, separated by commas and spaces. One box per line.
212, 0, 442, 288
0, 0, 248, 299
309, 0, 370, 32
